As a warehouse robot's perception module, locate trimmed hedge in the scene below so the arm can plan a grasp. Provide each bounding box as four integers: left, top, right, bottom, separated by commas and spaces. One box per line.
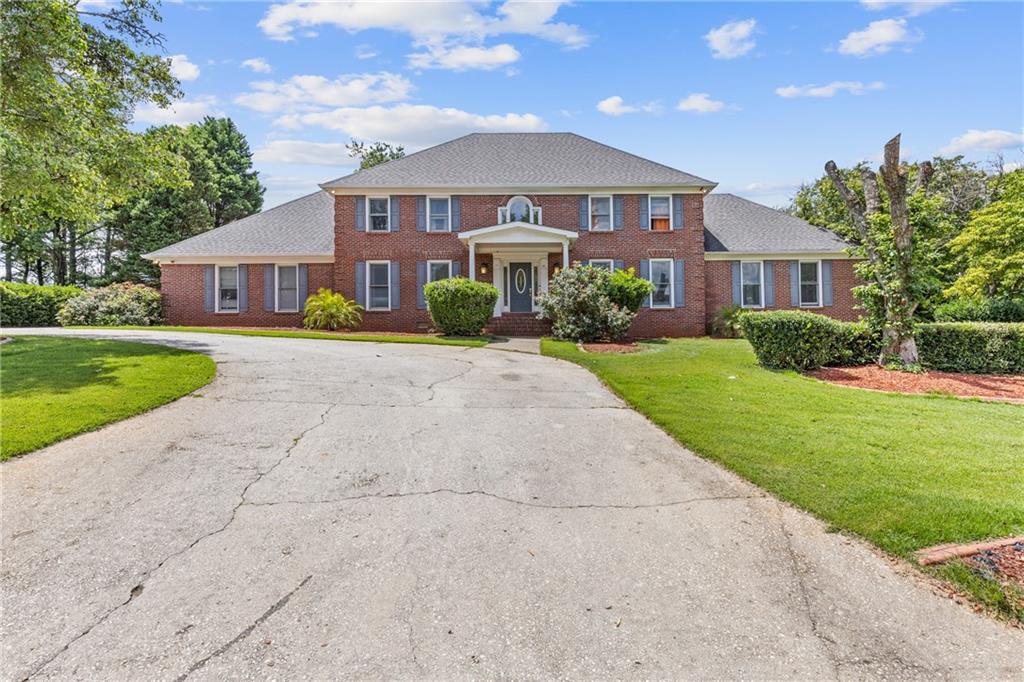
740, 310, 879, 370
917, 322, 1024, 374
57, 283, 163, 326
424, 277, 498, 336
933, 298, 1024, 323
0, 282, 82, 327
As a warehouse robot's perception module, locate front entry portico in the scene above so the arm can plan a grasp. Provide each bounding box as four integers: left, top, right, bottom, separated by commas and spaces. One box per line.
457, 221, 579, 317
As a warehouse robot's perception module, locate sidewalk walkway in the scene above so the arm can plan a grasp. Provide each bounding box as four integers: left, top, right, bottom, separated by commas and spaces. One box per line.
488, 336, 541, 354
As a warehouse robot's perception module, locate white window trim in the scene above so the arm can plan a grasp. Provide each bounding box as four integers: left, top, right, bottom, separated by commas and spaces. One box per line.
365, 260, 391, 311
588, 258, 615, 271
274, 264, 299, 313
426, 259, 452, 283
648, 195, 672, 230
798, 259, 823, 308
498, 195, 542, 224
649, 257, 674, 309
740, 260, 764, 309
215, 264, 240, 314
588, 195, 613, 232
366, 196, 391, 233
427, 196, 451, 233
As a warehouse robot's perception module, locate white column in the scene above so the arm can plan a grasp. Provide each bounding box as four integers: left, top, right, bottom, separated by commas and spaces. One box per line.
492, 257, 503, 317
562, 240, 570, 270
468, 240, 476, 281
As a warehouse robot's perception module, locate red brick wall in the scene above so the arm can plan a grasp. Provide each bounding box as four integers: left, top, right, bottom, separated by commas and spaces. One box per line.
160, 263, 333, 326
703, 259, 863, 331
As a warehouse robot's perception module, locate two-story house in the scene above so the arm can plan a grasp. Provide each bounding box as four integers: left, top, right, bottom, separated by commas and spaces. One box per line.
146, 133, 859, 337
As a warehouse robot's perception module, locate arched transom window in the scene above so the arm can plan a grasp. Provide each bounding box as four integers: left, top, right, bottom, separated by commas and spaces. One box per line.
498, 196, 542, 224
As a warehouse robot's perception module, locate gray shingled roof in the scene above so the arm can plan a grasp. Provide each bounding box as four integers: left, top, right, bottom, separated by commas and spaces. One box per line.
321, 133, 715, 189
144, 191, 334, 259
703, 193, 850, 254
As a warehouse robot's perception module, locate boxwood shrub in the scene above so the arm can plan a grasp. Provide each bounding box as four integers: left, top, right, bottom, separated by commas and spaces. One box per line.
933, 298, 1024, 323
57, 283, 163, 326
423, 277, 498, 336
740, 310, 879, 370
0, 282, 82, 327
917, 322, 1024, 374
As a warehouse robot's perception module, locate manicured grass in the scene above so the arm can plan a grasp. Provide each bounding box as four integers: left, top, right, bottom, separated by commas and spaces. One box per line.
543, 337, 1024, 621
69, 325, 491, 348
0, 336, 215, 460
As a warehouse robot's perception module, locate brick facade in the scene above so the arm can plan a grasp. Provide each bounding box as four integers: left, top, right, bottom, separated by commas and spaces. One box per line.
158, 193, 862, 336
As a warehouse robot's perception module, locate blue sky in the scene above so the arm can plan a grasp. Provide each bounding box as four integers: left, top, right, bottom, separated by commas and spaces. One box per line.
141, 1, 1024, 208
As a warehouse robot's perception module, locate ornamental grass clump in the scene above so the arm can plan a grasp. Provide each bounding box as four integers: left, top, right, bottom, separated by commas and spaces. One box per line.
303, 288, 363, 330
537, 265, 652, 343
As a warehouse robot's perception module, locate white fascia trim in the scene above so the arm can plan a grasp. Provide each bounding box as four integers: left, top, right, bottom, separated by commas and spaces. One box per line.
704, 251, 852, 261
323, 184, 714, 196
147, 255, 333, 265
457, 221, 579, 241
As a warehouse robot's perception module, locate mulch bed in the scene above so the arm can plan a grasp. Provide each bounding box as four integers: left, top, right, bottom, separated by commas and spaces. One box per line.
580, 342, 642, 354
808, 364, 1024, 402
971, 543, 1024, 587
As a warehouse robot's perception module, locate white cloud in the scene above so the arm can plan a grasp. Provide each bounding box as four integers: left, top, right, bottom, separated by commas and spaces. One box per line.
408, 43, 520, 71
169, 54, 200, 81
860, 0, 954, 17
275, 104, 546, 148
940, 129, 1024, 155
595, 95, 659, 116
134, 96, 220, 126
241, 57, 273, 73
704, 19, 757, 59
355, 44, 378, 60
234, 72, 412, 113
676, 93, 730, 114
838, 18, 919, 57
253, 140, 351, 165
775, 80, 886, 98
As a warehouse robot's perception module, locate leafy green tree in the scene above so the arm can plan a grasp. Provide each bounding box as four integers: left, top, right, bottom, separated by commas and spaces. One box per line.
346, 140, 405, 170
193, 117, 264, 227
946, 169, 1024, 298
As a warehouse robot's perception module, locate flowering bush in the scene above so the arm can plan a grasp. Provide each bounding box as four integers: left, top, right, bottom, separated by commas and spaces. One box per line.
537, 265, 646, 342
57, 283, 163, 326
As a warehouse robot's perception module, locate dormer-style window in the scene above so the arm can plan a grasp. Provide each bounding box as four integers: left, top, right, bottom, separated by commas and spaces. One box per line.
498, 196, 542, 224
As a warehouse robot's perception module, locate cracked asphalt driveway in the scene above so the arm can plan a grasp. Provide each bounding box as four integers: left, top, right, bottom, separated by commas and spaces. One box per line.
2, 330, 1022, 680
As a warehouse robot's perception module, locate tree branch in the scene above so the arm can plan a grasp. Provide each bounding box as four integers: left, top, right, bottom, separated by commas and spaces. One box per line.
825, 160, 885, 286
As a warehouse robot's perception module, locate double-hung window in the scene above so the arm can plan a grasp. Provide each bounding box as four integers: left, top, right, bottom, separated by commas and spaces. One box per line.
588, 259, 614, 271
427, 260, 451, 283
217, 265, 238, 312
649, 258, 673, 308
428, 197, 450, 232
368, 197, 390, 232
589, 196, 612, 231
367, 261, 391, 310
649, 196, 671, 232
741, 261, 764, 308
276, 264, 298, 312
799, 260, 821, 307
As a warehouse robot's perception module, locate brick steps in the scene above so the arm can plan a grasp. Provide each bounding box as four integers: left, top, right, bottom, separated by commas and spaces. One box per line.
485, 313, 552, 337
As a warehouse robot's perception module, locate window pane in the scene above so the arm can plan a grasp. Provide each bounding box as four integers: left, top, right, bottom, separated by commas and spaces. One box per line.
218, 267, 238, 311
591, 197, 611, 230
278, 266, 296, 289
369, 198, 388, 214
508, 198, 530, 221
429, 198, 448, 216
589, 260, 612, 271
429, 262, 450, 282
651, 261, 672, 307
741, 262, 761, 284
800, 262, 818, 283
369, 263, 389, 286
277, 266, 297, 310
369, 198, 389, 231
742, 284, 760, 307
369, 286, 389, 309
650, 196, 670, 216
801, 284, 818, 305
219, 266, 237, 287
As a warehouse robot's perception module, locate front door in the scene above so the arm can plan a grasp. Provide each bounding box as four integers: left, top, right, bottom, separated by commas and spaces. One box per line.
509, 262, 533, 312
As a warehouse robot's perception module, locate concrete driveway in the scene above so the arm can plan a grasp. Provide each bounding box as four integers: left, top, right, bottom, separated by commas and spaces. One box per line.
2, 329, 1021, 680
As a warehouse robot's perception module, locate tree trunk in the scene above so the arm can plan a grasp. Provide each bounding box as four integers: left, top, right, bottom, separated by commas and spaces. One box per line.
103, 224, 113, 277
35, 259, 44, 284
68, 225, 78, 285
876, 135, 918, 365
3, 245, 12, 282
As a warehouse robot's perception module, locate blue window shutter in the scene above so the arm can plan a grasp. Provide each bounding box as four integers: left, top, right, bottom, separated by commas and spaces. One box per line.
790, 261, 800, 306
613, 195, 625, 230
822, 261, 834, 306
672, 194, 684, 230
416, 261, 427, 309
355, 197, 365, 231
355, 262, 366, 307
390, 196, 400, 232
390, 261, 400, 309
203, 265, 215, 312
237, 265, 248, 312
614, 259, 624, 271
731, 262, 742, 305
764, 261, 775, 307
416, 196, 426, 231
297, 264, 308, 309
578, 196, 588, 231
640, 195, 650, 230
451, 196, 461, 231
674, 259, 685, 307
452, 261, 461, 277
263, 264, 275, 311
639, 259, 650, 307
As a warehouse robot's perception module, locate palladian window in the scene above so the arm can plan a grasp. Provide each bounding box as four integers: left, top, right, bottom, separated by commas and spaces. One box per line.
498, 196, 542, 224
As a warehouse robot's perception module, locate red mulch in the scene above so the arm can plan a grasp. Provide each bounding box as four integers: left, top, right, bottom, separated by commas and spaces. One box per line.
970, 543, 1024, 590
808, 365, 1024, 402
580, 342, 642, 353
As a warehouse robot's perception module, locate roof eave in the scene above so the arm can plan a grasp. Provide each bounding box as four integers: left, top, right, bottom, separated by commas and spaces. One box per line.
319, 182, 718, 195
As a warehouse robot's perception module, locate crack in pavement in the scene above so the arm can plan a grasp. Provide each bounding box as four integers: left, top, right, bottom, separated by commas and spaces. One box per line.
174, 575, 314, 681
18, 404, 336, 682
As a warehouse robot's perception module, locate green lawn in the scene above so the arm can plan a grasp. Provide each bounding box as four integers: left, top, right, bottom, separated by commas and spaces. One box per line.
69, 325, 491, 348
543, 337, 1024, 620
1, 336, 215, 460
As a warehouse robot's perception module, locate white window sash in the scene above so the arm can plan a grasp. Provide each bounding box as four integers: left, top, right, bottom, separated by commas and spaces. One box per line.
215, 264, 239, 313
426, 259, 452, 283
367, 197, 391, 232
275, 264, 299, 312
648, 195, 671, 229
588, 259, 614, 271
427, 196, 451, 232
799, 260, 822, 308
588, 195, 612, 231
366, 260, 391, 311
649, 258, 674, 308
740, 260, 764, 309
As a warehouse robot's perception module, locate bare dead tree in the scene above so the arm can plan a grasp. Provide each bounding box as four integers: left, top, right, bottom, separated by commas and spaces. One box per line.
825, 134, 933, 365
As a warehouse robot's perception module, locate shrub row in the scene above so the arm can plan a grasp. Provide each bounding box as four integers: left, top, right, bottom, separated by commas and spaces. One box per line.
917, 322, 1024, 374
740, 310, 878, 370
57, 283, 163, 326
0, 282, 82, 327
933, 298, 1024, 323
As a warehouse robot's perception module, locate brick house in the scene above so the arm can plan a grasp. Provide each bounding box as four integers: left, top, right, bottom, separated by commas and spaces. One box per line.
146, 133, 859, 337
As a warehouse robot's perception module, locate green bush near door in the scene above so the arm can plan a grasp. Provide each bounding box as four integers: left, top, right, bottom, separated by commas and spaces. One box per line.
424, 277, 499, 336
